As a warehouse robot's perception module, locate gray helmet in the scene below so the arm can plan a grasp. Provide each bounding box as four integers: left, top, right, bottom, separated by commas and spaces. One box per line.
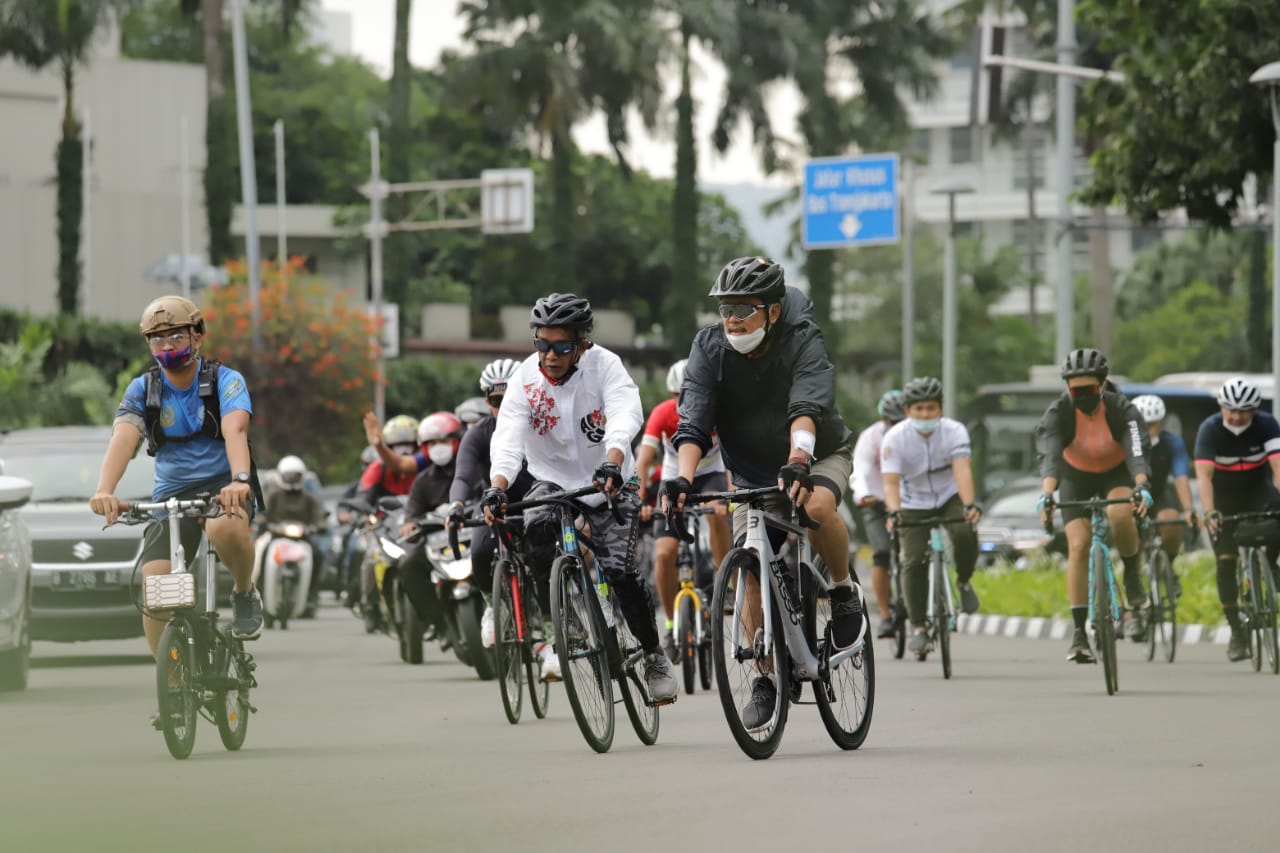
530, 293, 593, 332
901, 377, 943, 405
709, 256, 786, 302
1061, 348, 1109, 380
877, 389, 905, 422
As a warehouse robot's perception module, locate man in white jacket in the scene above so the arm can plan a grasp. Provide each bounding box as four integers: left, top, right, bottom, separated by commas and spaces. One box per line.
851, 389, 906, 639
485, 293, 678, 702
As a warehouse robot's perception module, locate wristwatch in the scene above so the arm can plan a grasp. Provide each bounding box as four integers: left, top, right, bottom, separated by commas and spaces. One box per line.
233, 472, 252, 485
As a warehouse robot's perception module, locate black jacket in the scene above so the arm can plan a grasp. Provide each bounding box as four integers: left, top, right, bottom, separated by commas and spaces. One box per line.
1035, 390, 1150, 481
447, 415, 534, 504
675, 287, 853, 489
406, 463, 456, 519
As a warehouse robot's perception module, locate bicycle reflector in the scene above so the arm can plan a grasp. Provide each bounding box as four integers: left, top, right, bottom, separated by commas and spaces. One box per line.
144, 574, 197, 611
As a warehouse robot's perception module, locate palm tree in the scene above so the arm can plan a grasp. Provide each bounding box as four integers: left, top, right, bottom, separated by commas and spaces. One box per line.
0, 0, 134, 314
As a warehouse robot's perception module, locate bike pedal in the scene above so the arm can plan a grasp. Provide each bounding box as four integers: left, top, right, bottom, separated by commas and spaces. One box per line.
652, 696, 676, 707
248, 704, 259, 714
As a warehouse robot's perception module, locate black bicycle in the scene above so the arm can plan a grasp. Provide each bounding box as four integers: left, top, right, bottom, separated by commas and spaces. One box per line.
1140, 517, 1185, 664
116, 496, 257, 760
1215, 510, 1280, 674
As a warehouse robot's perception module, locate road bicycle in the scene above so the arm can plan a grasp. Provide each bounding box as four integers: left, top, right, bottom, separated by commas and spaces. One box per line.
1216, 511, 1280, 674
672, 504, 717, 694
680, 487, 874, 760
892, 516, 966, 679
1140, 517, 1185, 664
116, 496, 256, 760
1047, 495, 1137, 696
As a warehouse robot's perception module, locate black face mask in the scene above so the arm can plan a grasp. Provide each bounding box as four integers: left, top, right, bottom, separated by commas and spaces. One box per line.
1071, 388, 1101, 414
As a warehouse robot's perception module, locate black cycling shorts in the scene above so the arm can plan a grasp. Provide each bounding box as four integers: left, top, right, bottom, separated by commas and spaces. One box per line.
1058, 464, 1132, 524
654, 470, 728, 540
139, 477, 254, 566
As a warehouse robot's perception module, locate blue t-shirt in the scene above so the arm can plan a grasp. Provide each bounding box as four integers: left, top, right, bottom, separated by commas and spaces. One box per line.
1148, 429, 1189, 501
1193, 411, 1280, 496
116, 358, 253, 499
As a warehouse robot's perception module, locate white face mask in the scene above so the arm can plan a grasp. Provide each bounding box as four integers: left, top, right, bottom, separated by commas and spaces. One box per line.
1224, 421, 1251, 436
427, 443, 455, 466
726, 327, 766, 354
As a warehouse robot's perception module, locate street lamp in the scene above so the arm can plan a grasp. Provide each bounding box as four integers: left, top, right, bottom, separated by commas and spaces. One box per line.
1250, 60, 1280, 411
930, 180, 975, 420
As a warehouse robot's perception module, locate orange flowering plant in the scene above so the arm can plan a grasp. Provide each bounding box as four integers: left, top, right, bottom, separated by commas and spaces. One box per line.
202, 258, 379, 481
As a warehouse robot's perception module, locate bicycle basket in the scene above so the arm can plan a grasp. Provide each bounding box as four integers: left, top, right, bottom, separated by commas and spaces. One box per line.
1233, 518, 1280, 547
144, 573, 197, 611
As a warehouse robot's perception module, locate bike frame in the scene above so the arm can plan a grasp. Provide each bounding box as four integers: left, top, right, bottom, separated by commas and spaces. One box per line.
672, 507, 713, 650
134, 497, 220, 618
926, 528, 959, 638
1085, 508, 1122, 630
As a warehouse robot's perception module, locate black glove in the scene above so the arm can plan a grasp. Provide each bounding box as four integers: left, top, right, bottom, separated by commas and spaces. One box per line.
480, 487, 507, 519
593, 461, 624, 493
778, 458, 813, 494
661, 476, 693, 511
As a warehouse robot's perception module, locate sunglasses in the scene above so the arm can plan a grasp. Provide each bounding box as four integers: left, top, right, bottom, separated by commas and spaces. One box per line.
1068, 384, 1101, 398
487, 394, 505, 408
717, 303, 767, 321
146, 331, 191, 347
534, 338, 579, 356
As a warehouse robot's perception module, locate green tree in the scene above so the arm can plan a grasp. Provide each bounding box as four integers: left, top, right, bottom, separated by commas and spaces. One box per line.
1112, 281, 1250, 380
0, 0, 134, 314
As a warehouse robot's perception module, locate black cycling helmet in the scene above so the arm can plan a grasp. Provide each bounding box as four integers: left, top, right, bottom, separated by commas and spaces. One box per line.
1061, 348, 1109, 380
709, 256, 786, 302
878, 389, 906, 422
901, 376, 943, 405
530, 292, 593, 332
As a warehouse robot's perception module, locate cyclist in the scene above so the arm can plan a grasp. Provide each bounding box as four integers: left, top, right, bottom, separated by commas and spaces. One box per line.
881, 377, 982, 655
1194, 377, 1280, 662
357, 414, 421, 504
665, 256, 864, 730
1132, 394, 1196, 592
90, 295, 263, 660
261, 454, 327, 614
1035, 348, 1151, 663
484, 293, 678, 701
852, 389, 907, 639
635, 358, 731, 663
455, 396, 491, 428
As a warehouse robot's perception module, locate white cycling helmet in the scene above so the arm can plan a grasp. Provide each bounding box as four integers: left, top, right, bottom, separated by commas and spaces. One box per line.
455, 396, 490, 426
277, 454, 306, 490
1132, 394, 1166, 424
480, 358, 520, 395
1218, 377, 1263, 412
665, 359, 688, 395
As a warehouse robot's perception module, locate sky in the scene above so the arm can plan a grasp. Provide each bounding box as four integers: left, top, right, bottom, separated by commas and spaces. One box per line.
318, 0, 799, 188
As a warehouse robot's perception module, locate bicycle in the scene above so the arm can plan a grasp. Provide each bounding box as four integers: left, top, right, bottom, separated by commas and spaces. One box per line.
1140, 517, 1185, 664
485, 485, 669, 753
1215, 511, 1280, 674
886, 550, 908, 660
115, 496, 257, 760
672, 504, 717, 694
450, 513, 551, 724
679, 487, 874, 760
1046, 495, 1137, 696
891, 515, 967, 679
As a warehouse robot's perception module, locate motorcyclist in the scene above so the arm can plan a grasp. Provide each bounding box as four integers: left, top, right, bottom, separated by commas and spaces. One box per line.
260, 455, 327, 614
357, 415, 421, 504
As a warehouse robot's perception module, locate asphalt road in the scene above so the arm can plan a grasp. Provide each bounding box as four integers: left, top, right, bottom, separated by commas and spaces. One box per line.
5, 604, 1280, 853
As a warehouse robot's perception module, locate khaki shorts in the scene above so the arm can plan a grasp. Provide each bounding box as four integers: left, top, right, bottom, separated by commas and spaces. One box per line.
731, 445, 853, 542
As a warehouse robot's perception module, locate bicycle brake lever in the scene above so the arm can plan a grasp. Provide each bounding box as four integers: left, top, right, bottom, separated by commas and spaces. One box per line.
796, 505, 821, 530
668, 508, 696, 544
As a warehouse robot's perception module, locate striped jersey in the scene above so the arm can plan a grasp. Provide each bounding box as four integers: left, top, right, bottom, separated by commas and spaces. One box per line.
1193, 411, 1280, 491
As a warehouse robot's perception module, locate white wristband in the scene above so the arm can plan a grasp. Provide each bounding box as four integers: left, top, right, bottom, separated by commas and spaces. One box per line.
792, 429, 816, 456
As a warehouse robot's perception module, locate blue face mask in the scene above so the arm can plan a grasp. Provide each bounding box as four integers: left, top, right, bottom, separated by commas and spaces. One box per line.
154, 345, 194, 370
911, 417, 940, 435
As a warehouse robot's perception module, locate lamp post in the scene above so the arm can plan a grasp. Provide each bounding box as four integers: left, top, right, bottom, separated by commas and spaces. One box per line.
930, 180, 975, 420
1250, 61, 1280, 409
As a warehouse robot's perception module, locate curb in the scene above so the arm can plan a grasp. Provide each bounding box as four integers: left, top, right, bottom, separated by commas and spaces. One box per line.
954, 613, 1232, 646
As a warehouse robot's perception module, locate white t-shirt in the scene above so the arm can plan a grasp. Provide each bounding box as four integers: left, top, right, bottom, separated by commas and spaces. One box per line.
850, 419, 889, 502
880, 417, 972, 510
490, 345, 644, 506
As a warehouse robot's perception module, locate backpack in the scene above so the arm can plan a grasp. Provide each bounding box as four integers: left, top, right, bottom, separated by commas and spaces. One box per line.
142, 358, 265, 507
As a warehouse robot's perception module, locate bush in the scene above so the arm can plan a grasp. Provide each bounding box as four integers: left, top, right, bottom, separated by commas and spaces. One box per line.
0, 324, 116, 430
384, 356, 485, 422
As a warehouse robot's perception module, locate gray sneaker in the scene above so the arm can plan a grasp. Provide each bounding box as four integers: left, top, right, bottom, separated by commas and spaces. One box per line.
643, 652, 678, 702
1067, 628, 1095, 664
957, 581, 980, 615
662, 630, 679, 664
908, 630, 930, 655
741, 676, 778, 732
1124, 608, 1148, 642
231, 588, 264, 640
1228, 627, 1251, 662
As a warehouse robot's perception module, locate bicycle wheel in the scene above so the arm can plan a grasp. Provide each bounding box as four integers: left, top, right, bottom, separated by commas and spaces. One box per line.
698, 593, 714, 691
1254, 550, 1279, 675
1093, 544, 1119, 696
611, 604, 659, 746
711, 548, 789, 760
1147, 549, 1177, 664
550, 556, 614, 753
804, 570, 875, 750
1243, 554, 1263, 672
214, 639, 250, 751
492, 561, 523, 724
934, 554, 952, 680
521, 566, 551, 719
156, 620, 198, 760
892, 596, 907, 660
677, 593, 697, 695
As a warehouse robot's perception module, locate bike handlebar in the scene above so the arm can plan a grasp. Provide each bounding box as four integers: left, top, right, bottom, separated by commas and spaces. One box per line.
667, 487, 819, 544
112, 496, 222, 526
894, 515, 970, 530
1042, 495, 1138, 535
447, 484, 619, 559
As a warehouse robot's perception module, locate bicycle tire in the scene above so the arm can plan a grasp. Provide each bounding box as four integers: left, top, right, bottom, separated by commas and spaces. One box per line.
610, 605, 659, 746
698, 593, 714, 691
934, 553, 952, 680
677, 593, 697, 695
1244, 552, 1263, 672
1255, 549, 1280, 675
711, 548, 789, 760
460, 597, 496, 681
803, 566, 874, 750
522, 567, 551, 719
492, 561, 523, 724
156, 620, 198, 760
1148, 549, 1177, 664
214, 639, 250, 751
892, 597, 907, 660
1093, 543, 1119, 696
550, 556, 614, 753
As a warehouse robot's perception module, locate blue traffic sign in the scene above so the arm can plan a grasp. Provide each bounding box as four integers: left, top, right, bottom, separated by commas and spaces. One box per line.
802, 153, 900, 249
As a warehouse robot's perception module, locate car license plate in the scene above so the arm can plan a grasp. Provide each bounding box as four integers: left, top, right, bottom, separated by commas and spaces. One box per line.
50, 570, 124, 591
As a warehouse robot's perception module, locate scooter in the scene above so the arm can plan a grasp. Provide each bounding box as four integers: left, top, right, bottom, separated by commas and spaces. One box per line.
251, 521, 319, 630
423, 522, 495, 681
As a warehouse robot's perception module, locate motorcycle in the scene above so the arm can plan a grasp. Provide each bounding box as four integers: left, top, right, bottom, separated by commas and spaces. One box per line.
251, 521, 319, 630
422, 519, 495, 681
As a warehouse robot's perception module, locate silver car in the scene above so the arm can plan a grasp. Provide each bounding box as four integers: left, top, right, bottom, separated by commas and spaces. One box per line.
0, 474, 34, 690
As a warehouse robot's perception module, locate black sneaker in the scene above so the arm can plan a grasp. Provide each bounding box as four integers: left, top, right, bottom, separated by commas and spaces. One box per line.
1067, 628, 1095, 663
1228, 627, 1250, 662
829, 583, 867, 650
231, 588, 264, 640
957, 581, 980, 614
741, 676, 778, 732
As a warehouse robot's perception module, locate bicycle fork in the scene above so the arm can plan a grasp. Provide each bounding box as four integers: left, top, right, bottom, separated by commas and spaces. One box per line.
924, 530, 957, 639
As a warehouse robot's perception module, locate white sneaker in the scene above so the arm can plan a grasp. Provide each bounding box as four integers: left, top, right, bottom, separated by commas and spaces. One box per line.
536, 642, 561, 682
480, 605, 495, 649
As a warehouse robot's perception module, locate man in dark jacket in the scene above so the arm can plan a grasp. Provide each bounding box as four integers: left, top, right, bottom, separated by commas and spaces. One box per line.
1035, 348, 1151, 663
664, 256, 863, 732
